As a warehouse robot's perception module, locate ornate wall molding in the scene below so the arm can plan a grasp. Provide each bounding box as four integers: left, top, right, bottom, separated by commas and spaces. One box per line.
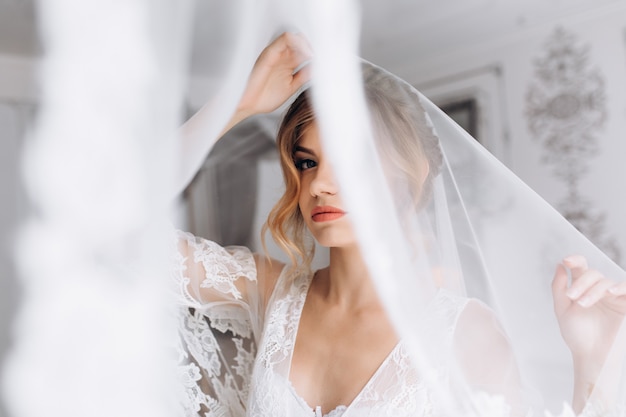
526, 26, 621, 263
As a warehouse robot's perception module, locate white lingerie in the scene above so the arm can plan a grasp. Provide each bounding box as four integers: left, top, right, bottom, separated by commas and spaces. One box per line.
173, 230, 469, 416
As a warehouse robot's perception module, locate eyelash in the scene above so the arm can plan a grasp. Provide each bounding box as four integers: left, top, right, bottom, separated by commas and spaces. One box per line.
294, 158, 317, 171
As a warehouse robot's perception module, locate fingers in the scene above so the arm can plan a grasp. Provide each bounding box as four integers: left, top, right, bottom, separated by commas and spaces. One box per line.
292, 62, 312, 89
575, 278, 616, 308
253, 35, 296, 73
264, 32, 313, 67
562, 255, 589, 281
552, 264, 571, 315
240, 32, 313, 115
285, 33, 313, 89
609, 281, 626, 296
261, 32, 312, 89
284, 32, 313, 62
560, 255, 623, 307
565, 268, 604, 301
278, 32, 313, 95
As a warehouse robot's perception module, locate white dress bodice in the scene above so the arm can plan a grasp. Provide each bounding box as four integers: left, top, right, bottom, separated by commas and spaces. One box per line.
173, 231, 469, 416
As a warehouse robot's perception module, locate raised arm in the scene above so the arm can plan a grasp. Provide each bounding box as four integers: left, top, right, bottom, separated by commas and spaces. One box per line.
175, 32, 312, 198
173, 33, 312, 310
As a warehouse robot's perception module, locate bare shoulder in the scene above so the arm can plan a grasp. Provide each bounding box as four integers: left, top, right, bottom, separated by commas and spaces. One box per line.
454, 299, 520, 386
455, 299, 511, 354
253, 253, 286, 304
454, 299, 524, 408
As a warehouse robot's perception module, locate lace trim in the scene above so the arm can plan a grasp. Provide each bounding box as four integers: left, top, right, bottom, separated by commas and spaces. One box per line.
186, 232, 256, 299
579, 401, 626, 417
208, 308, 253, 339
315, 405, 348, 417
257, 266, 310, 368
171, 232, 199, 307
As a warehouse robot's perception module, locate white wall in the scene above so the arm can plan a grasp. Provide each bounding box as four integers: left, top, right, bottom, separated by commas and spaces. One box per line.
399, 5, 626, 267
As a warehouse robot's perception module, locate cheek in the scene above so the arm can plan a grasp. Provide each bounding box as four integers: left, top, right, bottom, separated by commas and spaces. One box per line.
297, 197, 306, 221
298, 176, 310, 204
297, 178, 315, 227
298, 192, 311, 225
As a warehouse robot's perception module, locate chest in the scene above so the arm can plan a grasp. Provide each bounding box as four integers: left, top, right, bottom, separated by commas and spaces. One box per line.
289, 297, 398, 410
249, 273, 422, 416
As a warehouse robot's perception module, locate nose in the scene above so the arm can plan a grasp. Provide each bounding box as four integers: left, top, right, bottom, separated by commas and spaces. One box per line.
309, 161, 338, 197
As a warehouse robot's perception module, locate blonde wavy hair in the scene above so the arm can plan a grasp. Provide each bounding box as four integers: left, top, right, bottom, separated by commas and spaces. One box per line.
263, 90, 317, 268
264, 62, 443, 269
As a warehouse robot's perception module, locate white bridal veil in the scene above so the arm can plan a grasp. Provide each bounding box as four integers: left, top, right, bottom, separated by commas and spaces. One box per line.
3, 1, 625, 417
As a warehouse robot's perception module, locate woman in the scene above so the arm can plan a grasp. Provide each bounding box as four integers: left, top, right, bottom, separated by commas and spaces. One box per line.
174, 32, 626, 416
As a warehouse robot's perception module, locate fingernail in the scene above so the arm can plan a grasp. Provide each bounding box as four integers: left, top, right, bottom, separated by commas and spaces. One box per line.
566, 288, 580, 299
577, 296, 591, 307
609, 286, 620, 295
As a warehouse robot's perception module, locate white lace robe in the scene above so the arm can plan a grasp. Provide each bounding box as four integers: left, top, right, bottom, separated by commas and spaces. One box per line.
173, 231, 469, 417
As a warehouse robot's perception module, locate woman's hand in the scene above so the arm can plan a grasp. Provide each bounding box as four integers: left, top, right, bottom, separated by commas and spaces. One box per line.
552, 255, 626, 367
175, 32, 312, 198
552, 255, 626, 412
237, 32, 313, 119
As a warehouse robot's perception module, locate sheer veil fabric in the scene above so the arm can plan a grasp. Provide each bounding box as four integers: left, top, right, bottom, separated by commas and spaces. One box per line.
5, 1, 624, 417
181, 1, 626, 416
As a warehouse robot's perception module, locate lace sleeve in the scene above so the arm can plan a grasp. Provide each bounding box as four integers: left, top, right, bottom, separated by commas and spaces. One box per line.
173, 230, 263, 415
171, 230, 270, 341
173, 230, 257, 304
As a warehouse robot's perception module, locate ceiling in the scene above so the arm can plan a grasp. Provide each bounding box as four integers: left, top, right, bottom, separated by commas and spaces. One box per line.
359, 0, 625, 70
1, 0, 624, 74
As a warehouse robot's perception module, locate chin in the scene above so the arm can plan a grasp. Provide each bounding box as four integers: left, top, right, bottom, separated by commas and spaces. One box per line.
311, 231, 357, 249
305, 218, 357, 249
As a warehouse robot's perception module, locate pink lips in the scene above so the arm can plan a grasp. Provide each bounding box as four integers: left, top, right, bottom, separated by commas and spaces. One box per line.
311, 206, 346, 222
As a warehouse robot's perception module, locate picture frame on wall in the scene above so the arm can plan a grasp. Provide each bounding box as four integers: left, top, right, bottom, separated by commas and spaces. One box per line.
416, 65, 508, 164
439, 97, 479, 141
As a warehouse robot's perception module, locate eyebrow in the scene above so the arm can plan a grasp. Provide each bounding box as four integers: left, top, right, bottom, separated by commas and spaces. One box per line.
294, 145, 316, 156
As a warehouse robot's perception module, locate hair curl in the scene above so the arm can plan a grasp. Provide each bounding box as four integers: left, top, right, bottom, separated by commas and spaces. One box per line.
263, 91, 316, 268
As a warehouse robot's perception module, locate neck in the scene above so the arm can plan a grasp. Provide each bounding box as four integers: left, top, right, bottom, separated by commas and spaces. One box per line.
314, 245, 380, 309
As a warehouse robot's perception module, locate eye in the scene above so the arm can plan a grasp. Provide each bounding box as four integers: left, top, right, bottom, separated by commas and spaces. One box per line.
294, 158, 317, 171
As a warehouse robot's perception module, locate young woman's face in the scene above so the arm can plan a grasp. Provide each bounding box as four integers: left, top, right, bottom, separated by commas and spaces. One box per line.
294, 123, 357, 248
